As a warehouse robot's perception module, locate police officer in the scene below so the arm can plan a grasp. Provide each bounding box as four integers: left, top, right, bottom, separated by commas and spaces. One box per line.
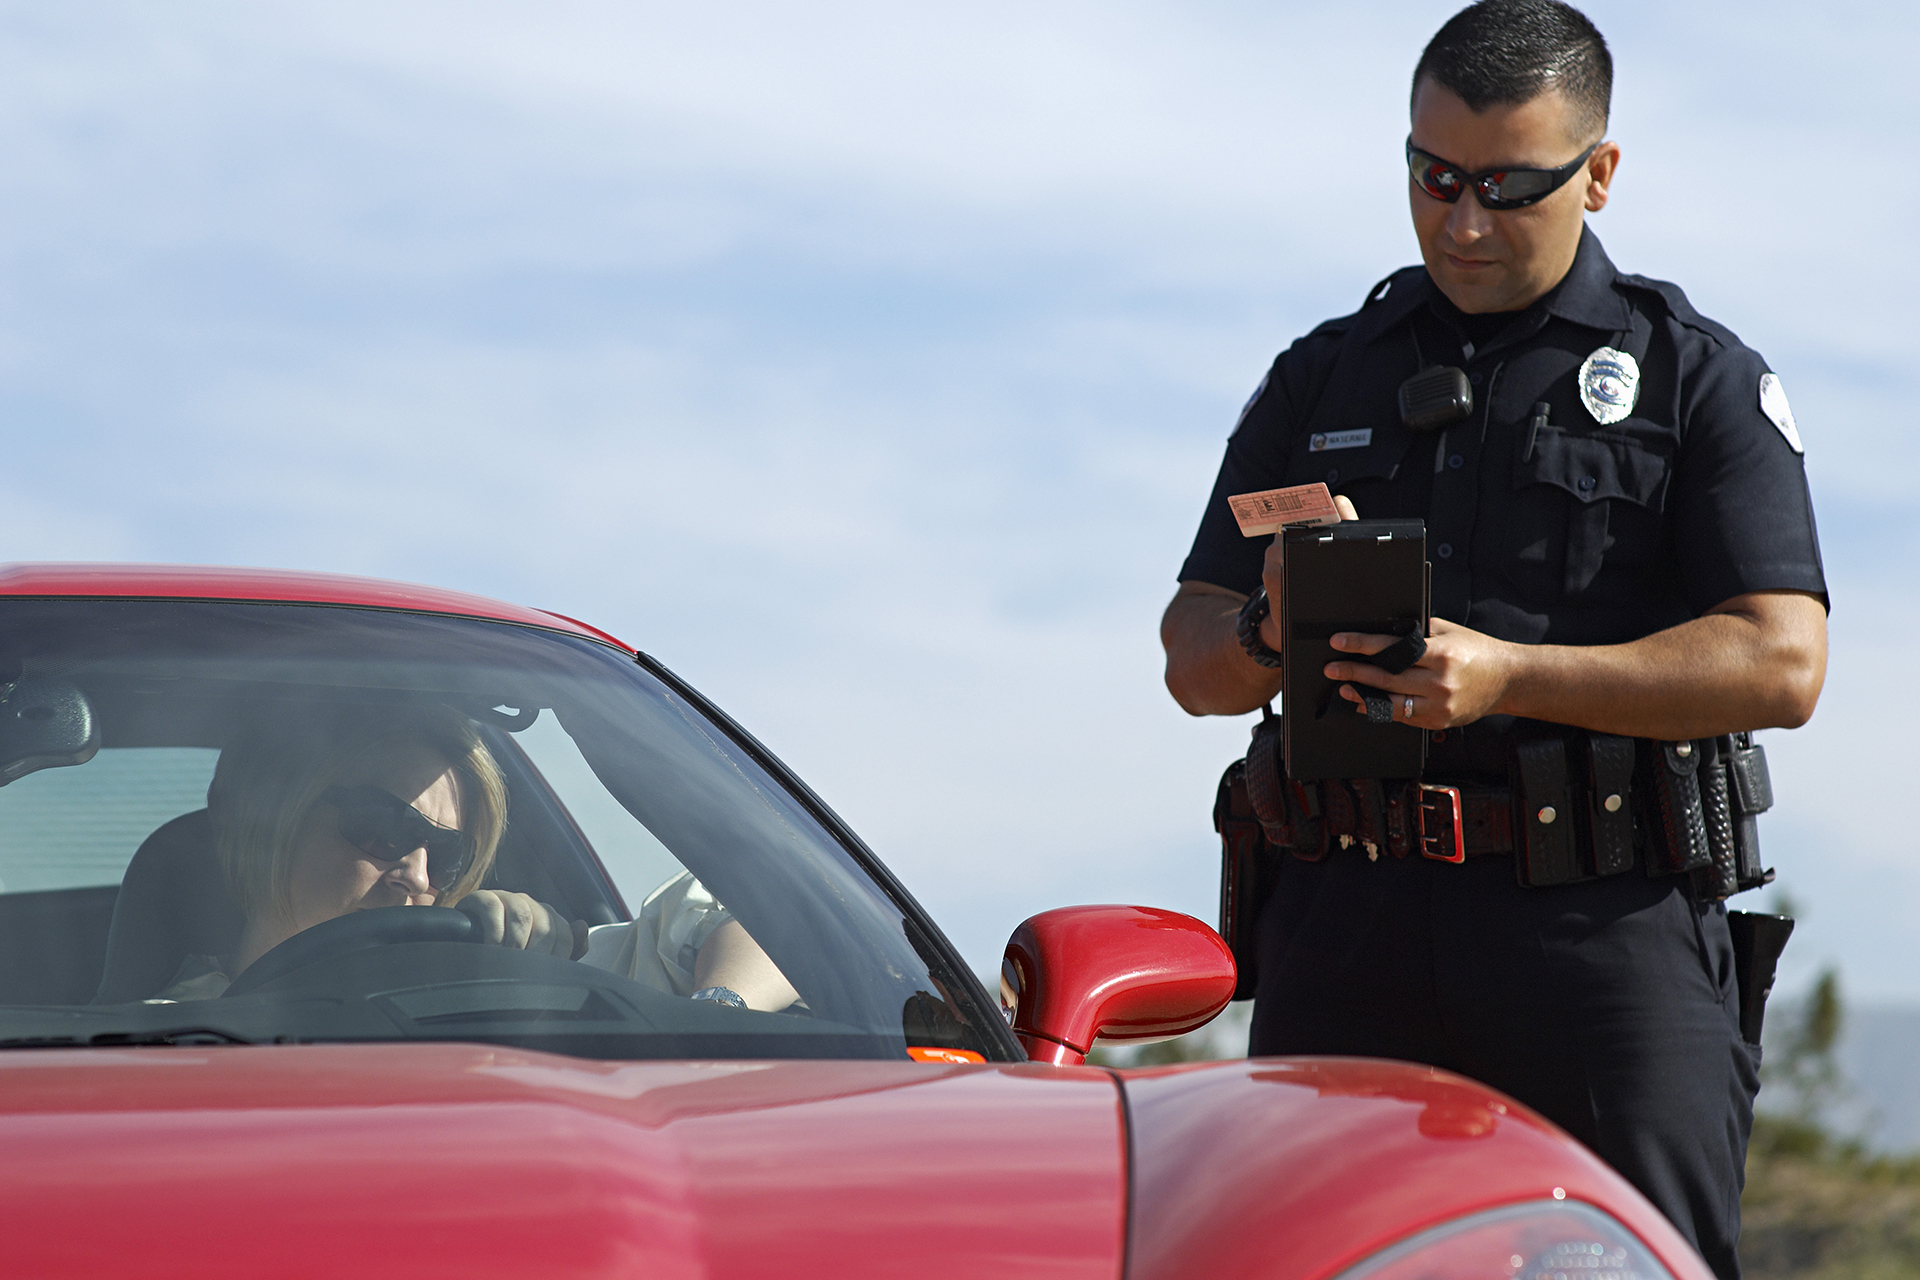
1160, 4, 1827, 1276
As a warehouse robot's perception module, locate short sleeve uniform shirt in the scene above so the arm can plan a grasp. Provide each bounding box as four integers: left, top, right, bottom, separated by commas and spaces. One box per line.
1175, 234, 1820, 640
1179, 228, 1826, 774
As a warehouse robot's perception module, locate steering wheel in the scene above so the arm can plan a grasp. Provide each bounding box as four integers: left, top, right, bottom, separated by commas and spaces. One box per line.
223, 905, 478, 997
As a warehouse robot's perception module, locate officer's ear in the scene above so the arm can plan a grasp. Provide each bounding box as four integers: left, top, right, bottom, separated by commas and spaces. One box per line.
1584, 141, 1622, 213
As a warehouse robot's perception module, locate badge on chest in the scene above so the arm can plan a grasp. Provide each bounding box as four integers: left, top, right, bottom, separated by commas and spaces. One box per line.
1579, 346, 1640, 425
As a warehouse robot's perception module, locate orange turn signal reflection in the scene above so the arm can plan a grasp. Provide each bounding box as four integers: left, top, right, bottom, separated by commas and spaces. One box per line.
906, 1046, 985, 1064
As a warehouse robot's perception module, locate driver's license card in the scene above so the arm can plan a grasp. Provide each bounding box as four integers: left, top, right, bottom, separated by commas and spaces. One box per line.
1228, 483, 1342, 537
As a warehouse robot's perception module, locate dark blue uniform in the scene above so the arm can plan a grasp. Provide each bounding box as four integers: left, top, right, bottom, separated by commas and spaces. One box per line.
1179, 228, 1826, 1279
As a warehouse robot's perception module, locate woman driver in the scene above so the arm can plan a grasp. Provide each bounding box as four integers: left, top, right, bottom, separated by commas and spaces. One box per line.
158, 702, 793, 1011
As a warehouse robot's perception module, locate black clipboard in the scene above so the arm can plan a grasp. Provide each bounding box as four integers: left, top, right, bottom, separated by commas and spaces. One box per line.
1279, 518, 1430, 781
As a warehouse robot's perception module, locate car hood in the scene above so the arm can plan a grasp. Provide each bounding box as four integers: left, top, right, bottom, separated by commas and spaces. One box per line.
0, 1044, 1125, 1280
1120, 1058, 1714, 1280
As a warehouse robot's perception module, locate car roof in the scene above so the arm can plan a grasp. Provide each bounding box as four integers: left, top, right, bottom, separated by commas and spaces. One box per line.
0, 562, 633, 652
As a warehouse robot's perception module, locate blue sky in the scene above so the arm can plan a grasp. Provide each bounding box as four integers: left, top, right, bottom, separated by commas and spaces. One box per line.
2, 0, 1913, 1000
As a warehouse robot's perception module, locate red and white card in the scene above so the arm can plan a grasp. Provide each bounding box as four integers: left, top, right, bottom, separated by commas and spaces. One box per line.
1228, 483, 1342, 537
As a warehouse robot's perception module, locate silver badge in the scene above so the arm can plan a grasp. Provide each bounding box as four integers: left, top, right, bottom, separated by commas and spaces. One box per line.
1578, 346, 1639, 425
1759, 372, 1803, 453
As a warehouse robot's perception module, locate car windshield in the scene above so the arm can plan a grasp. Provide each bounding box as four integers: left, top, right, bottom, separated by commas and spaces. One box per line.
0, 599, 1008, 1063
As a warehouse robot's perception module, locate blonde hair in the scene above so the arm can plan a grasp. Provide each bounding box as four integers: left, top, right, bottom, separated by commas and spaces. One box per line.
209, 701, 507, 925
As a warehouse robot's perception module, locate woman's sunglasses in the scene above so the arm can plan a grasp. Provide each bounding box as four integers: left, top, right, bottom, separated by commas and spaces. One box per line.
320, 784, 473, 890
1406, 137, 1599, 211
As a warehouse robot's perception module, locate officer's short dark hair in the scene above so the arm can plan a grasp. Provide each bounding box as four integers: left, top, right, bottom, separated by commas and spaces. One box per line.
1413, 0, 1612, 142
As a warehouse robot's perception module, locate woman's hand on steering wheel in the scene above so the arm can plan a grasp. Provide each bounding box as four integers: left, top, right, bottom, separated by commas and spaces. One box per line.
453, 890, 588, 959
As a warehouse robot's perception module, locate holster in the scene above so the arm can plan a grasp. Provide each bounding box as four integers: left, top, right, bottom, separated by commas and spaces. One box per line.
1216, 715, 1289, 1001
1727, 910, 1794, 1044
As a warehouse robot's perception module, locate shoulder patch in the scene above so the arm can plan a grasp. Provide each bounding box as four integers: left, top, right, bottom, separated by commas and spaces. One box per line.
1233, 370, 1272, 430
1759, 372, 1803, 453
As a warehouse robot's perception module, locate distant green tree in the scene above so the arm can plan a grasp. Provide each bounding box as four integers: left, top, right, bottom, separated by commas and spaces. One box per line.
1767, 966, 1845, 1126
1752, 960, 1854, 1163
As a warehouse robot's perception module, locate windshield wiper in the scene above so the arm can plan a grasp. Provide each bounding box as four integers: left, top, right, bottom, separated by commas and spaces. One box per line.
0, 1026, 258, 1049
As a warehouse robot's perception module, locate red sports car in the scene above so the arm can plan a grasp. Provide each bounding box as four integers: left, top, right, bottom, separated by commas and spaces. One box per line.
0, 564, 1711, 1279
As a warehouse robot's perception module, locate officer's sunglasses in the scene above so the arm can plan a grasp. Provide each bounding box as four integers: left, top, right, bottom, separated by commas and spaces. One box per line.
320, 784, 473, 890
1406, 137, 1599, 211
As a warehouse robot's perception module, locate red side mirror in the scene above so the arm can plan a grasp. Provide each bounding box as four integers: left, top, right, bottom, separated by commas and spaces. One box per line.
1001, 905, 1237, 1066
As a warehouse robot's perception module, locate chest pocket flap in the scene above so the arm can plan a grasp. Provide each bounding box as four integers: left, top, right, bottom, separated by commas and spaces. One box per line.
1517, 427, 1671, 513
1511, 425, 1672, 599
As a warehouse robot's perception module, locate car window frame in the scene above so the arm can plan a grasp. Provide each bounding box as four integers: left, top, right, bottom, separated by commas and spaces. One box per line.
0, 594, 1023, 1063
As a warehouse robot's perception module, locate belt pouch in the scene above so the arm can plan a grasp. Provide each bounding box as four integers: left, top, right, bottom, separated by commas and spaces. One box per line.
1320, 780, 1357, 855
1581, 733, 1636, 877
1385, 782, 1416, 858
1694, 737, 1742, 901
1214, 758, 1278, 1000
1352, 777, 1389, 857
1727, 734, 1774, 890
1638, 739, 1712, 876
1245, 714, 1294, 848
1289, 779, 1328, 861
1512, 737, 1577, 886
1245, 712, 1326, 861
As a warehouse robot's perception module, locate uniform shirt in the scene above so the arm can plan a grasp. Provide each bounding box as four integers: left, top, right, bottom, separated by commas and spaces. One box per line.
1179, 228, 1827, 777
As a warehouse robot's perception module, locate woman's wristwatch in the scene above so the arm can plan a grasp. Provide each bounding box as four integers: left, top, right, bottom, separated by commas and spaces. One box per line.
691, 985, 748, 1009
1235, 587, 1285, 669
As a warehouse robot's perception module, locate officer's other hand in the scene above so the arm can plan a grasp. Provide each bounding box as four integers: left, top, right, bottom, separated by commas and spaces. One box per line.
1325, 617, 1513, 729
1259, 496, 1360, 649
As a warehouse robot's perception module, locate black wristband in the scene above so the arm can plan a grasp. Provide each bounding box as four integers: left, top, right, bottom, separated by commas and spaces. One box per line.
1234, 588, 1285, 669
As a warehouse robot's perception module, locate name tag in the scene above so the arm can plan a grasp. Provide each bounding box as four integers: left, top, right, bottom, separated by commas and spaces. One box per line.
1309, 428, 1372, 452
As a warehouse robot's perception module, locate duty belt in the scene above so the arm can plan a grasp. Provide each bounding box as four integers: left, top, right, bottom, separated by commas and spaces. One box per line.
1241, 722, 1778, 896
1303, 778, 1511, 864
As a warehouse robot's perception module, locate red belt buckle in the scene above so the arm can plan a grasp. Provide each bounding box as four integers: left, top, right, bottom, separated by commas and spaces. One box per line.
1418, 784, 1465, 863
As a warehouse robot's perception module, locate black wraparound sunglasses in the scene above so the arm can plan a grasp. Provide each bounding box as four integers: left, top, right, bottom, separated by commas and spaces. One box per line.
1406, 136, 1599, 210
321, 784, 473, 890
